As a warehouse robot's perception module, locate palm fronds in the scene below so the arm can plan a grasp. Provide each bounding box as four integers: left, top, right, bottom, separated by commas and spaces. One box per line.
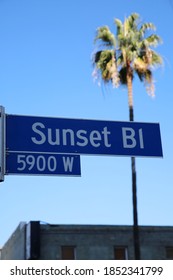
92, 13, 163, 97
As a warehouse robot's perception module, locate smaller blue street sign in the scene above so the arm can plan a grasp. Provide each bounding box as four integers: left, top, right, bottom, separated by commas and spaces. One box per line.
6, 152, 81, 176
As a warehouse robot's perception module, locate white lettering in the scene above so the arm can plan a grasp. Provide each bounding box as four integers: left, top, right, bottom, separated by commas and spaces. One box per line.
62, 129, 75, 146
139, 128, 144, 149
31, 122, 112, 149
17, 154, 57, 173
47, 156, 57, 172
37, 155, 46, 171
63, 156, 74, 172
90, 130, 101, 147
122, 127, 136, 148
102, 127, 111, 147
31, 122, 46, 145
76, 130, 88, 146
122, 127, 144, 149
48, 128, 60, 145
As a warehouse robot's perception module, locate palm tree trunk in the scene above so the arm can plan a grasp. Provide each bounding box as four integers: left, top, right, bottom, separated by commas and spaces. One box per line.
127, 72, 141, 260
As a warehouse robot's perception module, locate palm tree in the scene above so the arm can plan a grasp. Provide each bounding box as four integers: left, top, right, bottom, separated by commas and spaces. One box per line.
92, 13, 162, 259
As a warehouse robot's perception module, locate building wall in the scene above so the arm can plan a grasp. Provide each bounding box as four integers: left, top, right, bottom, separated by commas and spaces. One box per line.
39, 225, 173, 260
1, 221, 173, 260
39, 225, 134, 260
1, 222, 26, 260
139, 226, 173, 259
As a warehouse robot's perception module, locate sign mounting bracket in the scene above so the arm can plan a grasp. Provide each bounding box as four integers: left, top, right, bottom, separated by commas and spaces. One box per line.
0, 106, 5, 182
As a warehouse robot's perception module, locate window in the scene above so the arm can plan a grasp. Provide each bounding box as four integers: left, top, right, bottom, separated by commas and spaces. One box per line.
114, 246, 128, 260
166, 247, 173, 260
61, 246, 76, 260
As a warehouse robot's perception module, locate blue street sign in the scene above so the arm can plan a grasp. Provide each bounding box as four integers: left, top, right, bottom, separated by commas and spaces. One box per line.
6, 152, 81, 176
6, 114, 163, 157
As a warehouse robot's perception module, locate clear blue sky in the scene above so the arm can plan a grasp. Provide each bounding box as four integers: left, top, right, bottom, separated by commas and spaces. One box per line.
0, 0, 173, 247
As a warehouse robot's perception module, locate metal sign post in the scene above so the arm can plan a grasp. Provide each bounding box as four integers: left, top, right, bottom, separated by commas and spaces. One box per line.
0, 106, 5, 182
